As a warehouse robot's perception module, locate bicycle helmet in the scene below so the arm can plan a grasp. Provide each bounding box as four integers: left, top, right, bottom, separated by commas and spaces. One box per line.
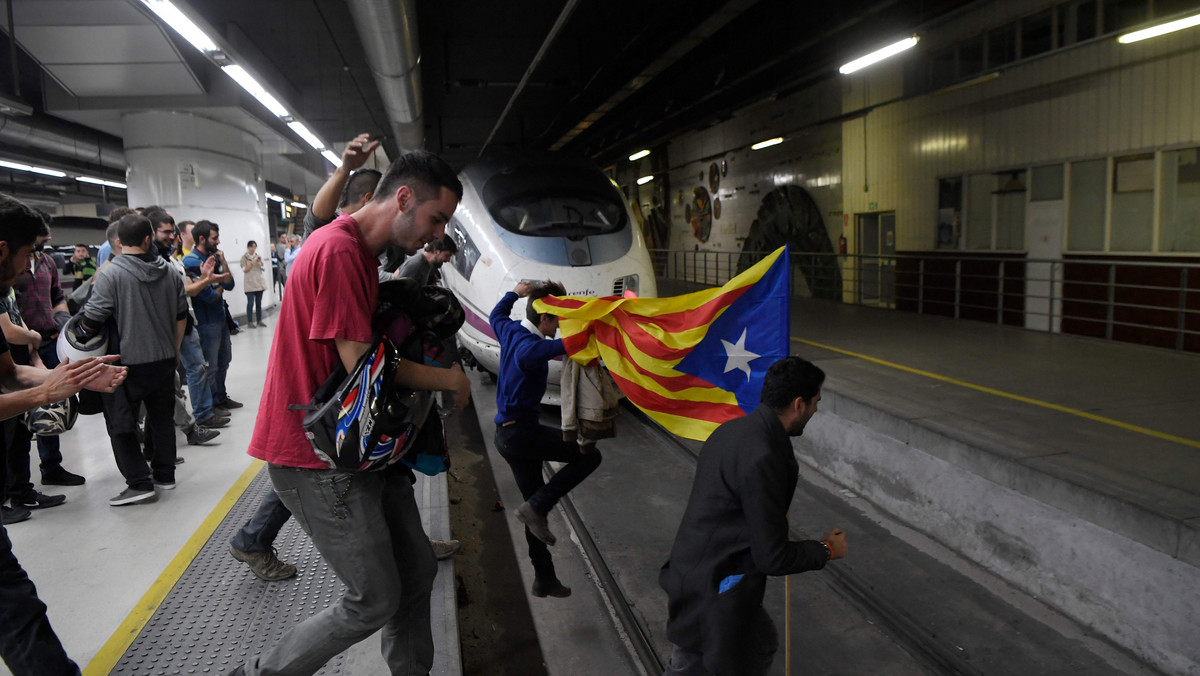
26, 396, 79, 436
56, 313, 109, 363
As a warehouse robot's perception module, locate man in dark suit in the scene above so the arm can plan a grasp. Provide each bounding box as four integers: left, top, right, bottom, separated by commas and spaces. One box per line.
659, 356, 848, 676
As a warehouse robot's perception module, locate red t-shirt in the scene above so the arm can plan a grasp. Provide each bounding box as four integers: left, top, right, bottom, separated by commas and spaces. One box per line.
248, 214, 379, 468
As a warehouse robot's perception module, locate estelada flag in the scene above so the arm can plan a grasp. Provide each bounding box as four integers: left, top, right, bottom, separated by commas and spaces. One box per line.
534, 246, 790, 440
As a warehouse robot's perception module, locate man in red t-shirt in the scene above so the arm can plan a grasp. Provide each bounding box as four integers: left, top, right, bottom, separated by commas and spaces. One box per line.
236, 151, 470, 676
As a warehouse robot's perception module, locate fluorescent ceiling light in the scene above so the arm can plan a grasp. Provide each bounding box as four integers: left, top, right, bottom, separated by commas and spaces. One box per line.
265, 193, 286, 203
637, 175, 654, 185
321, 149, 342, 167
629, 149, 650, 161
139, 0, 219, 53
222, 65, 289, 117
1118, 12, 1200, 43
839, 36, 920, 74
751, 137, 784, 150
290, 201, 307, 209
286, 120, 323, 151
0, 159, 67, 177
76, 176, 127, 189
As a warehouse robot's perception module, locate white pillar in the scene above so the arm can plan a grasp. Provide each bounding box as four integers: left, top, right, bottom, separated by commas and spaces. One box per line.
122, 111, 274, 320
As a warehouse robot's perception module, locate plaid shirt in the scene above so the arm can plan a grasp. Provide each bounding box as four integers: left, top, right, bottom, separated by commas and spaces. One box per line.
13, 252, 65, 338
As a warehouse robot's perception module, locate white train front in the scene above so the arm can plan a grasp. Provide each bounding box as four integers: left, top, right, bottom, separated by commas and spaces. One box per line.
440, 152, 658, 394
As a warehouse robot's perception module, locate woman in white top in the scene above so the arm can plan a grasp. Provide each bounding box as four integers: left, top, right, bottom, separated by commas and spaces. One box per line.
240, 240, 268, 328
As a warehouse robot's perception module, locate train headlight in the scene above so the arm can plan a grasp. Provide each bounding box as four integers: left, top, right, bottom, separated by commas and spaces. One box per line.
614, 274, 639, 296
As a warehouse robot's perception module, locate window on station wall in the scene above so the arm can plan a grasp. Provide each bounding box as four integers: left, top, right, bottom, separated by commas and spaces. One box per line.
1068, 159, 1107, 250
931, 46, 956, 90
1160, 148, 1200, 252
1022, 9, 1054, 58
1077, 0, 1099, 40
987, 22, 1017, 68
937, 177, 963, 249
1055, 3, 1070, 47
1103, 0, 1149, 33
994, 171, 1027, 250
958, 35, 984, 78
1031, 164, 1065, 201
966, 174, 994, 250
1111, 154, 1154, 251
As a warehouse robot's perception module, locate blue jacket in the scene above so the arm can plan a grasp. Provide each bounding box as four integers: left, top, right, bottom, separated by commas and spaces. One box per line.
490, 291, 565, 425
182, 248, 234, 325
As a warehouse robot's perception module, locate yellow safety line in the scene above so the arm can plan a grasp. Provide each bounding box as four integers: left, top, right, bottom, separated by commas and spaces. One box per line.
791, 337, 1200, 450
84, 459, 266, 676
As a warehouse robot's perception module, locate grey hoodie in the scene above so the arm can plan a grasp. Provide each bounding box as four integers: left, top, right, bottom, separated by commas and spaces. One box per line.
84, 254, 187, 365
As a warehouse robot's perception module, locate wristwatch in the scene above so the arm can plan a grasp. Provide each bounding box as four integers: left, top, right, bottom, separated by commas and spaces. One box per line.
820, 540, 832, 561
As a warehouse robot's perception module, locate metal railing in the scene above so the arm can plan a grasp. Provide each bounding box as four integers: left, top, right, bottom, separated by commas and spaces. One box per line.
648, 249, 1200, 353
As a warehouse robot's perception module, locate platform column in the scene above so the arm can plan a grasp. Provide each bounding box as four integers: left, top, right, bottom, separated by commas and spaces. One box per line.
121, 111, 274, 319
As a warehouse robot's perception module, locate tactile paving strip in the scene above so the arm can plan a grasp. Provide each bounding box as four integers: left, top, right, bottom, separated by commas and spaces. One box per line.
112, 468, 348, 675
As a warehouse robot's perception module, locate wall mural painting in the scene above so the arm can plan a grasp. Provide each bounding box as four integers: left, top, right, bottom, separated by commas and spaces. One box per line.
688, 186, 713, 243
739, 185, 842, 300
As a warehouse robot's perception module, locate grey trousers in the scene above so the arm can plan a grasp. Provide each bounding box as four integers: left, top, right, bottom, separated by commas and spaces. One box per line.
243, 464, 437, 676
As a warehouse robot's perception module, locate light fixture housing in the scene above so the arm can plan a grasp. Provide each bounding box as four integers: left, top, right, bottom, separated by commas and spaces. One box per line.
1118, 12, 1200, 43
751, 137, 784, 151
139, 0, 219, 53
222, 65, 289, 117
0, 159, 67, 177
637, 175, 654, 185
76, 176, 127, 189
265, 193, 286, 203
839, 36, 920, 75
629, 149, 651, 161
321, 149, 342, 167
290, 201, 307, 209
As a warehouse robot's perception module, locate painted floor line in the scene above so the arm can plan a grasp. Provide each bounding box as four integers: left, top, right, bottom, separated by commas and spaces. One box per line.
83, 459, 266, 676
791, 336, 1200, 450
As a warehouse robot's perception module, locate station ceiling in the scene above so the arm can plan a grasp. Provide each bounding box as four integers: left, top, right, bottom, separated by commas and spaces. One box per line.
0, 0, 974, 203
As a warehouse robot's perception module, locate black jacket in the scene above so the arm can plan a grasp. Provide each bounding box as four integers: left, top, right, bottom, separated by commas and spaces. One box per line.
659, 405, 828, 674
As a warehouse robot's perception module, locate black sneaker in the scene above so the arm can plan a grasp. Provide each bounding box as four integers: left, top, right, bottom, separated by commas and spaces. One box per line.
109, 487, 157, 506
516, 502, 555, 546
211, 406, 231, 416
531, 578, 571, 598
18, 491, 66, 510
41, 467, 85, 486
1, 505, 31, 525
215, 397, 244, 409
197, 414, 230, 429
187, 425, 220, 445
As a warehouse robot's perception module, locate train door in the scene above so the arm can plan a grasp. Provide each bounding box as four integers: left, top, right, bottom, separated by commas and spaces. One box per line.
856, 212, 895, 307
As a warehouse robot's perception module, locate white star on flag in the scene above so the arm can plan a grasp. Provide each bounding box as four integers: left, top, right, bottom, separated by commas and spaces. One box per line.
721, 328, 760, 381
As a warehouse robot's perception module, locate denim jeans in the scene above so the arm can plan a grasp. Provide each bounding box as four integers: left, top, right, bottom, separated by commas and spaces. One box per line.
246, 291, 263, 324
195, 321, 231, 404
494, 421, 602, 582
0, 525, 80, 676
178, 329, 211, 422
242, 464, 437, 675
230, 489, 292, 553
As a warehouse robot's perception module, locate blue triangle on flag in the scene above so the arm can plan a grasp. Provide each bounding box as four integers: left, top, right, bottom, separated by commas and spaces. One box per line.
675, 249, 791, 413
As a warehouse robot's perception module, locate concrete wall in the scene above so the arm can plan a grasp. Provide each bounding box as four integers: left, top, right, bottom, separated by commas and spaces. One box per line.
798, 389, 1200, 675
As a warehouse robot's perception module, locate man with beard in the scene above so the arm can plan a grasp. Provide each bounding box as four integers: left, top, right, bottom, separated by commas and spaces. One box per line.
0, 194, 126, 676
393, 236, 457, 284
659, 356, 848, 676
233, 151, 471, 676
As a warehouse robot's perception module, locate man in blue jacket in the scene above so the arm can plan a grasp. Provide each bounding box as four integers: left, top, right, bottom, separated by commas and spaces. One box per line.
182, 220, 242, 418
490, 280, 602, 599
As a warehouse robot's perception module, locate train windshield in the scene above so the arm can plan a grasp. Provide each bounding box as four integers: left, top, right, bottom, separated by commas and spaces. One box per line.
484, 166, 627, 238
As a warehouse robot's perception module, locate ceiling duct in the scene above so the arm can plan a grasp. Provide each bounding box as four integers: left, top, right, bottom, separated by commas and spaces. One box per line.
345, 0, 424, 153
0, 114, 125, 171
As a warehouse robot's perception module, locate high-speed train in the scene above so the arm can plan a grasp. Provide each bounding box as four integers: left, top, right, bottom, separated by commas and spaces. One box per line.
440, 152, 657, 391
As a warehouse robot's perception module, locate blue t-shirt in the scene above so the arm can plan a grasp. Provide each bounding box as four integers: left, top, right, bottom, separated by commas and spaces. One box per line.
490, 291, 565, 425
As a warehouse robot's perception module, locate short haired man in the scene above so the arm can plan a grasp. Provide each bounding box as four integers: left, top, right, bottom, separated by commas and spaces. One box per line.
79, 214, 188, 506
177, 220, 195, 259
12, 219, 85, 487
659, 356, 848, 676
302, 133, 381, 238
490, 280, 602, 599
63, 245, 97, 290
235, 150, 470, 676
0, 194, 126, 675
183, 221, 241, 415
393, 236, 457, 285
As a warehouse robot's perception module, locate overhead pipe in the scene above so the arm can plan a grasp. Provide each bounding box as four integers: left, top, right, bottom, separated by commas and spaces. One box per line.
0, 114, 125, 171
345, 0, 425, 153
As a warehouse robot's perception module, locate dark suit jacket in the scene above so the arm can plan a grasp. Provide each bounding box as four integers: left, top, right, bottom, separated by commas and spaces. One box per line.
659, 405, 828, 674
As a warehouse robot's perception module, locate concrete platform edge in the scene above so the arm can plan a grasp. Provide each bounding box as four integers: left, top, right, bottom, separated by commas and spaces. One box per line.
800, 388, 1200, 675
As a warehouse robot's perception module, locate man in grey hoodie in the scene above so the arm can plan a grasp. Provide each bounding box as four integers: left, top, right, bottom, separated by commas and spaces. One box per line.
77, 214, 188, 506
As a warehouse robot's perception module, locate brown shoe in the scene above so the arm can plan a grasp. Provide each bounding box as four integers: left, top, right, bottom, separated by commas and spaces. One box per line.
229, 543, 297, 581
431, 539, 461, 560
516, 502, 555, 546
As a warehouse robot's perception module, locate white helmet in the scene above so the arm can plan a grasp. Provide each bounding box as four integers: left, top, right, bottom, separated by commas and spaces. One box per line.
56, 313, 109, 363
26, 397, 78, 436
